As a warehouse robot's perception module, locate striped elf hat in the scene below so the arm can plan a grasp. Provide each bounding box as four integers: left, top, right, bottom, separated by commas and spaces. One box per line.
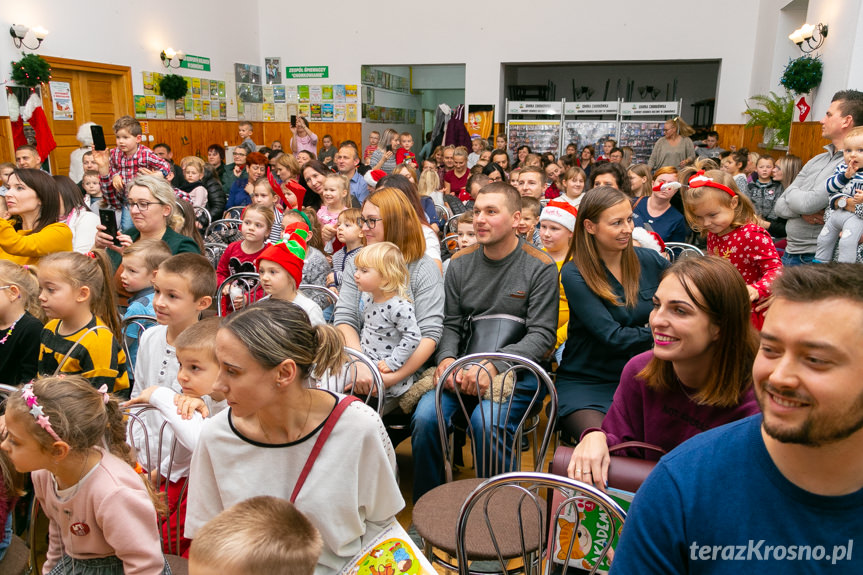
256, 222, 310, 288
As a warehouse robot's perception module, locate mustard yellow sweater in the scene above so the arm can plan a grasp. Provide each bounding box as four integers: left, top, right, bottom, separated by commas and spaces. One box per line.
0, 220, 73, 265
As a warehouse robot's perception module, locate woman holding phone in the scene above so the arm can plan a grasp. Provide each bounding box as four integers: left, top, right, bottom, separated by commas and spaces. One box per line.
290, 116, 319, 156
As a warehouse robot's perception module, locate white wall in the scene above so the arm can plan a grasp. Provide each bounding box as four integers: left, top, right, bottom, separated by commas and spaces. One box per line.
806, 0, 863, 115
0, 0, 260, 116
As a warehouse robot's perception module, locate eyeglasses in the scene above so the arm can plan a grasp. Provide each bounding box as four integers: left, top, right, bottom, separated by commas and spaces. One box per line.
128, 200, 160, 212
359, 216, 383, 229
233, 152, 247, 157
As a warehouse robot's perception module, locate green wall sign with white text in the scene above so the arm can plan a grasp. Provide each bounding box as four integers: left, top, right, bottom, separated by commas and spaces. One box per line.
180, 55, 211, 72
285, 66, 329, 79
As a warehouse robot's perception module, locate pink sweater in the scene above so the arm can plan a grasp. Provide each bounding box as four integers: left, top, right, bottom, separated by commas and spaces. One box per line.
33, 448, 165, 575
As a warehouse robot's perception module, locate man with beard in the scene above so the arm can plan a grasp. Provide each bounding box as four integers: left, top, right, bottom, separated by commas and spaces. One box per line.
610, 263, 863, 573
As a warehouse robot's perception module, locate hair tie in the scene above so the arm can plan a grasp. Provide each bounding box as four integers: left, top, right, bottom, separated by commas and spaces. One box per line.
22, 265, 28, 270
291, 209, 312, 229
688, 170, 736, 197
86, 251, 97, 259
96, 384, 110, 405
21, 383, 62, 442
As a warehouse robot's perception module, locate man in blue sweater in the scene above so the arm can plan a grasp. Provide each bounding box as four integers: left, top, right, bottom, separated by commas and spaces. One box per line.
612, 263, 863, 574
410, 182, 559, 503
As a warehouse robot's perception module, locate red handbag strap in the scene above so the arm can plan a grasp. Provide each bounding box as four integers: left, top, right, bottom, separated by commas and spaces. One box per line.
290, 395, 360, 503
608, 441, 667, 455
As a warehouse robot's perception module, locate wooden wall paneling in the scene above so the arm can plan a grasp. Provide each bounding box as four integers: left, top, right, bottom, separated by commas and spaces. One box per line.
0, 117, 14, 164
789, 122, 828, 164
712, 124, 745, 151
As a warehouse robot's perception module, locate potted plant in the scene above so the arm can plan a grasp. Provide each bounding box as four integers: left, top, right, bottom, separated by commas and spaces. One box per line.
780, 55, 823, 122
744, 91, 793, 150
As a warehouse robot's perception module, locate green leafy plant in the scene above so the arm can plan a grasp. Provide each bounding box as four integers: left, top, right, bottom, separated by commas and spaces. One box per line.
780, 55, 823, 95
10, 53, 51, 87
158, 74, 188, 100
744, 92, 794, 149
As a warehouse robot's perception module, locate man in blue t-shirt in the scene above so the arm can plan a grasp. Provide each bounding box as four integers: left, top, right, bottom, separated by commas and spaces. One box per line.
612, 263, 863, 574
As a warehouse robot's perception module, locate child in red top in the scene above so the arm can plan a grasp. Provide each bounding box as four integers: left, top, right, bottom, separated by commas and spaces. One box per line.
216, 204, 274, 313
363, 131, 380, 165
683, 170, 782, 330
395, 132, 417, 167
443, 146, 470, 200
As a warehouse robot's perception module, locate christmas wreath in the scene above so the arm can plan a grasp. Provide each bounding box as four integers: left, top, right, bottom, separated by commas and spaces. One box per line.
158, 74, 189, 100
10, 54, 51, 87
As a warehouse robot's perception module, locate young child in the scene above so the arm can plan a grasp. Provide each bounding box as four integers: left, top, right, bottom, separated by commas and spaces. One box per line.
0, 260, 43, 386
683, 170, 783, 329
250, 179, 284, 244
238, 120, 256, 151
37, 250, 129, 394
188, 496, 322, 575
317, 173, 350, 255
317, 134, 336, 167
125, 317, 227, 558
81, 170, 105, 214
256, 223, 325, 325
282, 209, 333, 302
2, 376, 169, 573
597, 138, 617, 163
0, 449, 24, 562
175, 156, 209, 209
216, 204, 273, 313
444, 146, 470, 200
0, 162, 14, 196
326, 208, 364, 293
354, 242, 421, 400
467, 138, 487, 169
745, 155, 786, 239
395, 132, 416, 167
815, 126, 863, 263
517, 197, 543, 248
518, 166, 546, 200
462, 173, 489, 213
97, 116, 171, 213
443, 212, 478, 278
559, 166, 586, 208
719, 148, 749, 194
121, 239, 172, 371
363, 131, 380, 165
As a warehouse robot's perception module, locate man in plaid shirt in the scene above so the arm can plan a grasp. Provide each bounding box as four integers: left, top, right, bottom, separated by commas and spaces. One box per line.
94, 116, 171, 209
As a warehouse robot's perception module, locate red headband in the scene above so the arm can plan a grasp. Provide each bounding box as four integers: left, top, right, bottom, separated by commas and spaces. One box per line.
687, 170, 736, 197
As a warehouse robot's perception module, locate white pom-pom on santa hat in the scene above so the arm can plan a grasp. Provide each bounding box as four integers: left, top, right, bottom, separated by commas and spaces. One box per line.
631, 226, 664, 253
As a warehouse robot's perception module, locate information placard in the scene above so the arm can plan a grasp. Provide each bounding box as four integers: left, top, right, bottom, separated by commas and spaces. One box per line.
564, 101, 620, 115
507, 101, 562, 115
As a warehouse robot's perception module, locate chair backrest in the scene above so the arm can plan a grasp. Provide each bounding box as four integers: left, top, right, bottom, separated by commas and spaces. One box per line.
205, 218, 243, 239
445, 214, 461, 236
436, 353, 558, 482
215, 272, 264, 316
224, 206, 245, 220
121, 314, 158, 371
441, 234, 459, 258
203, 241, 228, 268
434, 203, 449, 231
663, 241, 704, 262
124, 405, 187, 555
0, 383, 18, 400
313, 348, 385, 416
298, 283, 339, 320
455, 471, 627, 575
194, 206, 212, 230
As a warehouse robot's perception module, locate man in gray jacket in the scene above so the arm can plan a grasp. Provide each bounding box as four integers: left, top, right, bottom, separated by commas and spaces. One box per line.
775, 90, 863, 265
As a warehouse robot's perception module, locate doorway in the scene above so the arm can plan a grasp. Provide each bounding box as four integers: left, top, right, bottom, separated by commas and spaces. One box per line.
41, 56, 132, 177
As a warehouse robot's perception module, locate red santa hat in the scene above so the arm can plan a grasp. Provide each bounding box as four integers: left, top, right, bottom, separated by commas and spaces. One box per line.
538, 200, 578, 232
364, 169, 387, 189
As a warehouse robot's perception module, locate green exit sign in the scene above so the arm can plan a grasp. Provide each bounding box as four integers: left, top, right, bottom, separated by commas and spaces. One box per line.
180, 54, 211, 72
285, 66, 329, 79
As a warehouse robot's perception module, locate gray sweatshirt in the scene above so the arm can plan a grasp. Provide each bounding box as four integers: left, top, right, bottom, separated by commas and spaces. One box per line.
437, 238, 559, 365
774, 144, 844, 255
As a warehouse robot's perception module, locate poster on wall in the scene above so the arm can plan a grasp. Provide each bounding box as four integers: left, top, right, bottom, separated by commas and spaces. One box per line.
346, 85, 357, 102
273, 85, 286, 103
506, 121, 560, 155
619, 122, 665, 165
134, 96, 146, 119
265, 58, 282, 84
49, 82, 74, 120
234, 63, 262, 84
561, 121, 618, 158
346, 103, 358, 122
238, 83, 263, 103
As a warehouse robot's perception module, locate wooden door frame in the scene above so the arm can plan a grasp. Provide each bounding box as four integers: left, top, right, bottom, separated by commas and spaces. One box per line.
41, 56, 133, 173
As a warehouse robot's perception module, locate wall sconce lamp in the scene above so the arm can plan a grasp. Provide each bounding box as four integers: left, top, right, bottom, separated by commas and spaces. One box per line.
789, 23, 828, 53
160, 48, 185, 68
9, 24, 49, 50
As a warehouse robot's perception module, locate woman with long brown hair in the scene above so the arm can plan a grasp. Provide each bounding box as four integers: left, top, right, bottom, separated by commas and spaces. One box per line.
567, 256, 760, 485
557, 186, 669, 440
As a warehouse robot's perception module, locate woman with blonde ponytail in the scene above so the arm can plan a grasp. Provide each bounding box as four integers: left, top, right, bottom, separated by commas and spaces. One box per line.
186, 299, 404, 573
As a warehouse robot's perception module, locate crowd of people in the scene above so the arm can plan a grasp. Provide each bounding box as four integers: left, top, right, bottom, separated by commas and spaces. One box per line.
0, 88, 860, 574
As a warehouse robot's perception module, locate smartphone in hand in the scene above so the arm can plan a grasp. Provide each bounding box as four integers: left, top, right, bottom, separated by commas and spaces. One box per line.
290, 115, 297, 128
91, 125, 107, 151
99, 209, 122, 247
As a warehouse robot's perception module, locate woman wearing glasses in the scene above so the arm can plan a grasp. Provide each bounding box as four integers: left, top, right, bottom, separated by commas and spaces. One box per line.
647, 117, 696, 171
333, 187, 444, 415
95, 174, 200, 272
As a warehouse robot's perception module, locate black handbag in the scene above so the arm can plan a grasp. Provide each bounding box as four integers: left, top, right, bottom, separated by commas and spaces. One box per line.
461, 313, 527, 355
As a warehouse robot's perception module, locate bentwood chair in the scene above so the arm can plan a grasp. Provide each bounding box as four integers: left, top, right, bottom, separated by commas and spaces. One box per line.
663, 242, 704, 261
412, 353, 558, 573
215, 272, 264, 316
